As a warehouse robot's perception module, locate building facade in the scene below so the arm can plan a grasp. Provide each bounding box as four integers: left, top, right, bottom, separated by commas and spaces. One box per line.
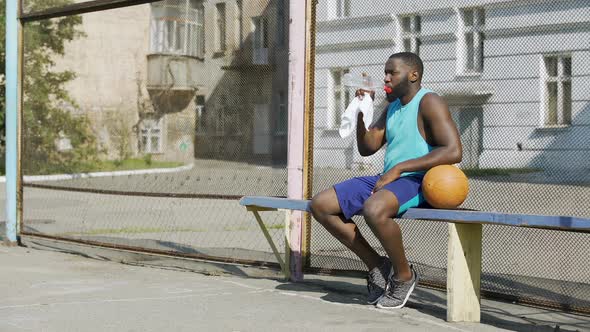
314, 0, 589, 171
54, 0, 289, 165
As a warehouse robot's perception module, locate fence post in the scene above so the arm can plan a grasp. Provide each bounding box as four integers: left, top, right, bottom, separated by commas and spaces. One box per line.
287, 0, 311, 281
4, 0, 21, 245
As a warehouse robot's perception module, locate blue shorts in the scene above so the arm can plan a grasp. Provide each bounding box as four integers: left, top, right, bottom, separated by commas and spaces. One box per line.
333, 174, 427, 220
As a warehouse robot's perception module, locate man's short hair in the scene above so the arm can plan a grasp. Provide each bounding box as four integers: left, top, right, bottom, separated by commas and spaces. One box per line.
389, 52, 423, 78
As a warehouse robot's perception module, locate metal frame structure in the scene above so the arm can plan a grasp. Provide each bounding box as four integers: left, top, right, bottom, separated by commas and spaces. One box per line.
4, 0, 22, 244
4, 0, 315, 281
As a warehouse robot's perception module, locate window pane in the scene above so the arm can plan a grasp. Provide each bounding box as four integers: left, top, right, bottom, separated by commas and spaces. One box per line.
466, 32, 474, 70
403, 38, 411, 52
197, 6, 205, 56
253, 18, 260, 48
151, 137, 160, 152
414, 16, 421, 33
166, 21, 175, 50
142, 136, 148, 150
333, 71, 341, 86
545, 57, 558, 77
402, 17, 412, 32
263, 17, 269, 48
344, 90, 350, 109
478, 8, 485, 26
562, 81, 572, 125
344, 0, 351, 17
562, 57, 572, 76
477, 32, 484, 71
176, 23, 184, 52
464, 9, 474, 27
334, 92, 341, 126
236, 0, 243, 47
151, 1, 203, 57
216, 3, 226, 51
546, 82, 558, 125
189, 24, 197, 56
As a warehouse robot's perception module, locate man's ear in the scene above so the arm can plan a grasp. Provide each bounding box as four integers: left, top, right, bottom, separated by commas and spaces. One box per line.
409, 69, 420, 83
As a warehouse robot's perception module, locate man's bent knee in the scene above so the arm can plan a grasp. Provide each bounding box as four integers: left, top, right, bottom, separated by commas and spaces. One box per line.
310, 195, 323, 217
310, 189, 333, 217
311, 188, 343, 222
363, 194, 398, 227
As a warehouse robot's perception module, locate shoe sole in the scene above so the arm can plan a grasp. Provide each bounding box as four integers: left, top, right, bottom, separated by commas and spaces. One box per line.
375, 279, 417, 309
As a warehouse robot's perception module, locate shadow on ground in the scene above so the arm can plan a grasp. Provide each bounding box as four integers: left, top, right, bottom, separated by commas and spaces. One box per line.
277, 279, 590, 332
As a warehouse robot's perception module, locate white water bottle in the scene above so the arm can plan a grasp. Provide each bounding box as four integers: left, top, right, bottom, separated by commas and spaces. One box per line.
343, 73, 374, 92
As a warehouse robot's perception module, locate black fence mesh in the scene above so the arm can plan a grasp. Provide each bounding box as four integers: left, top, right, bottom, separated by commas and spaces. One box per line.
16, 0, 590, 314
309, 0, 590, 312
21, 0, 291, 265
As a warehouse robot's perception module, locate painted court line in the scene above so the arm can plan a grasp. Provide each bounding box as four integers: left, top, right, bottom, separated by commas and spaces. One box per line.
0, 291, 234, 310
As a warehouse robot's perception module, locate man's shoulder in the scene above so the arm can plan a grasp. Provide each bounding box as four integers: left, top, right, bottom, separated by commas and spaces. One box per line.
419, 90, 446, 110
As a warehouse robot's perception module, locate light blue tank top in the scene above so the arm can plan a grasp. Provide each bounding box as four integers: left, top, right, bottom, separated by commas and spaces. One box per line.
383, 87, 434, 177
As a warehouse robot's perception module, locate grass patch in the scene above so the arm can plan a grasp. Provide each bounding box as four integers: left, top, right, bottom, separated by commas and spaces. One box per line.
463, 168, 542, 177
266, 224, 285, 230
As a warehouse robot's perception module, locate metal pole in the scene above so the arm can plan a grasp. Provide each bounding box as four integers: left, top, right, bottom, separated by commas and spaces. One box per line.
302, 0, 316, 270
287, 0, 307, 281
4, 0, 19, 244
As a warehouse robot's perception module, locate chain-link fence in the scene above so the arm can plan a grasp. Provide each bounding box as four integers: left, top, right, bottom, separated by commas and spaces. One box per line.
21, 0, 291, 266
310, 0, 590, 312
16, 0, 590, 314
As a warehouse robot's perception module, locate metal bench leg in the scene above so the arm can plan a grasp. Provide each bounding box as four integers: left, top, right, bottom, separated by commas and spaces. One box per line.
447, 223, 482, 322
251, 210, 291, 280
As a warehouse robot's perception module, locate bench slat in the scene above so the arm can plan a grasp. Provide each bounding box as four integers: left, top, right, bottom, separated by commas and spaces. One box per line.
402, 208, 590, 232
240, 196, 590, 231
239, 196, 311, 212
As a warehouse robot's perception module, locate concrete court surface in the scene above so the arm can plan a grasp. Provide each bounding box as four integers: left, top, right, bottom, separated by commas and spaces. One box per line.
1, 244, 589, 332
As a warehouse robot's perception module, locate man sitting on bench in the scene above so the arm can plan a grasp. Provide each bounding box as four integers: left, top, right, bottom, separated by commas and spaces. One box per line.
309, 52, 463, 309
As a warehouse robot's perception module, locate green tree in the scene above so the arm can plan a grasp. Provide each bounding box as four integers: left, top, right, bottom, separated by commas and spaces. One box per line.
1, 0, 99, 174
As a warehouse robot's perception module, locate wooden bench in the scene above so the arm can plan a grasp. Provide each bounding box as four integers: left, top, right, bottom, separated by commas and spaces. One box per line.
239, 195, 590, 322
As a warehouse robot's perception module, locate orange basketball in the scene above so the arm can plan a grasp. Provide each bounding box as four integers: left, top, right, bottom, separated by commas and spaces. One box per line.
422, 165, 469, 209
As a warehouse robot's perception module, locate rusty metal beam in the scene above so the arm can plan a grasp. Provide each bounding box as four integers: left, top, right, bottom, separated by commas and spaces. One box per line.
24, 183, 248, 200
20, 0, 159, 22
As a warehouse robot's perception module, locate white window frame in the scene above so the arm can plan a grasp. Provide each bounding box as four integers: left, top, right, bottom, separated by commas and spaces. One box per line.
396, 15, 421, 55
540, 54, 572, 127
328, 0, 350, 19
140, 117, 164, 154
215, 2, 227, 52
327, 68, 350, 129
456, 7, 485, 75
150, 0, 204, 58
